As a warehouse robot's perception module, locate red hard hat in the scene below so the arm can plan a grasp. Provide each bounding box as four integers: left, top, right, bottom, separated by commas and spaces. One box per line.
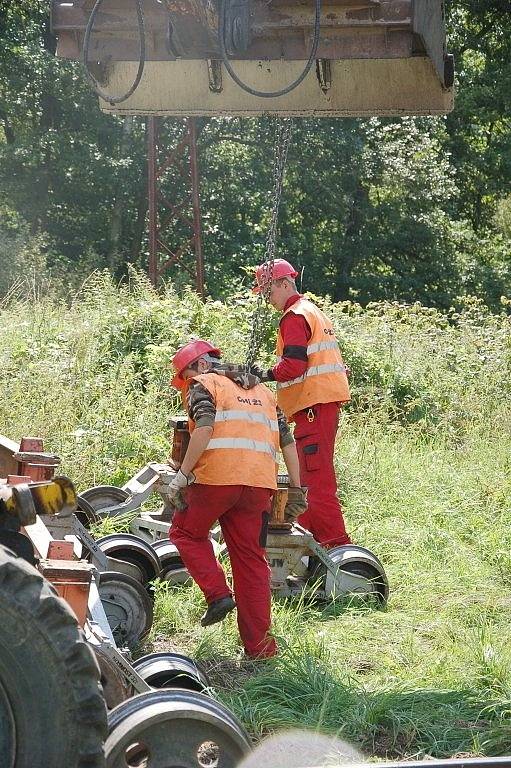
252, 259, 298, 294
170, 339, 221, 389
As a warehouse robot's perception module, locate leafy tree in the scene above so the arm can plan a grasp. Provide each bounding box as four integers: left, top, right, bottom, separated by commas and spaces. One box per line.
0, 1, 509, 307
445, 0, 511, 230
0, 0, 146, 276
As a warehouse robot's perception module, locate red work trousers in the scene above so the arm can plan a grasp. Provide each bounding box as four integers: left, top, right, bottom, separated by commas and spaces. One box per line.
293, 401, 351, 548
169, 483, 277, 659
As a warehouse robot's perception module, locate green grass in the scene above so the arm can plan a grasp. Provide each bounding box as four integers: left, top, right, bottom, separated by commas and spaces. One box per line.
1, 272, 510, 760
147, 428, 511, 759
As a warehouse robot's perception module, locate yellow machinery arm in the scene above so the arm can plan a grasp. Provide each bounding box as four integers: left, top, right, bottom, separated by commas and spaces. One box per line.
0, 476, 78, 526
50, 0, 454, 116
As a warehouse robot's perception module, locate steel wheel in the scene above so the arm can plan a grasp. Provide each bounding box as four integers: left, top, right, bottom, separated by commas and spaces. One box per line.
80, 485, 131, 514
152, 539, 184, 574
106, 689, 251, 768
97, 534, 161, 585
75, 494, 100, 527
133, 652, 210, 693
98, 571, 154, 649
77, 485, 130, 527
161, 565, 192, 585
322, 545, 389, 603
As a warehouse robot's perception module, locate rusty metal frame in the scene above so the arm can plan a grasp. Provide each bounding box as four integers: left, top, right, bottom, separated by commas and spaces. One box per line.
147, 116, 204, 295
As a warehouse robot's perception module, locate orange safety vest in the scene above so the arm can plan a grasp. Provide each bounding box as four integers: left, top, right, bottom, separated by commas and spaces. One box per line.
185, 373, 279, 489
276, 297, 350, 419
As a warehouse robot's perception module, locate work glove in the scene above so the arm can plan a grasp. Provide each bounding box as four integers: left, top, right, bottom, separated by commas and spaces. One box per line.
283, 486, 308, 522
249, 364, 275, 383
158, 469, 195, 511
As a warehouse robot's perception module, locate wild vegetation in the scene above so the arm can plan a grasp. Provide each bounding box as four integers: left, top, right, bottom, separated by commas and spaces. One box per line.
1, 0, 510, 760
1, 275, 510, 759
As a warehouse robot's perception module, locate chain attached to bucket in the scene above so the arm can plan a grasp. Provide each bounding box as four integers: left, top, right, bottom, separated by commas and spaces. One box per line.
245, 119, 293, 368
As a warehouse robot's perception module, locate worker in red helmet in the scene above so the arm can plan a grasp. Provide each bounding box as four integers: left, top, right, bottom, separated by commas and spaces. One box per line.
250, 259, 351, 549
166, 339, 305, 659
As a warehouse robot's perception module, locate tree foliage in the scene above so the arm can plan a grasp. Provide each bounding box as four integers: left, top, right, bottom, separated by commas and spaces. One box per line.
0, 1, 510, 307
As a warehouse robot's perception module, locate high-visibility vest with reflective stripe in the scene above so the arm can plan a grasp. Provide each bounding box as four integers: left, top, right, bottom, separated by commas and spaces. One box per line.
276, 297, 351, 419
186, 374, 279, 489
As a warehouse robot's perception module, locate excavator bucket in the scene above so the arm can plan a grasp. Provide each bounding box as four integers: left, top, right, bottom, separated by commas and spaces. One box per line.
51, 0, 454, 116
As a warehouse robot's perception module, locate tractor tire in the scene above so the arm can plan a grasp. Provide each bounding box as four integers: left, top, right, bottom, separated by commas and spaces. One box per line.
0, 545, 107, 768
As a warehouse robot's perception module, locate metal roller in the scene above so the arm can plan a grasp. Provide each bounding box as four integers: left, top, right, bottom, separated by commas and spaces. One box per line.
151, 538, 184, 574
321, 544, 389, 603
151, 538, 193, 584
79, 484, 130, 513
96, 533, 162, 585
98, 570, 154, 649
77, 485, 130, 526
161, 565, 192, 586
75, 493, 100, 527
106, 689, 251, 768
133, 652, 210, 693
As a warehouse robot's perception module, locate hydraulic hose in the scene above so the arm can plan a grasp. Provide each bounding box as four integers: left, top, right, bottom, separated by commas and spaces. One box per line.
218, 0, 322, 98
82, 0, 146, 105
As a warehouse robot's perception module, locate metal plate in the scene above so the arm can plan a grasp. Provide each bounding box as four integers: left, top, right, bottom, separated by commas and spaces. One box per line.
106, 689, 251, 768
98, 571, 154, 648
106, 556, 145, 584
133, 652, 210, 693
98, 58, 454, 117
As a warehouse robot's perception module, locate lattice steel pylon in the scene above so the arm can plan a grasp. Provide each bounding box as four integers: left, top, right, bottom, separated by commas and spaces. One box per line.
147, 117, 204, 296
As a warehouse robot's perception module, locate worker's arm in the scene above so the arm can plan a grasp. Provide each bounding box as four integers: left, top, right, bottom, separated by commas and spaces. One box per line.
251, 312, 310, 383
281, 442, 301, 488
179, 381, 216, 477
277, 406, 301, 487
163, 382, 215, 501
280, 420, 308, 521
180, 425, 213, 476
271, 311, 311, 382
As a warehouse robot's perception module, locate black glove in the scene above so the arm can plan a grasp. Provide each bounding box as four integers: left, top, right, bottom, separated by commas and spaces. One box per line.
284, 487, 308, 522
249, 364, 275, 383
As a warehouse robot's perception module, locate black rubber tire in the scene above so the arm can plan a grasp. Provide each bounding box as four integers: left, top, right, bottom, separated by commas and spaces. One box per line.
0, 545, 107, 768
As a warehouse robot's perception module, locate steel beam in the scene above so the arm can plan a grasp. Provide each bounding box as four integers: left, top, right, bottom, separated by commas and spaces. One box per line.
146, 117, 204, 294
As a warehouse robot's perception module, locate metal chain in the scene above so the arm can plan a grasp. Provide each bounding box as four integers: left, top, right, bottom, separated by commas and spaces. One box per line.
245, 118, 293, 367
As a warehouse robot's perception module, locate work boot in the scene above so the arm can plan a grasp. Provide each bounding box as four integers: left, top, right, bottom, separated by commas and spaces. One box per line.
200, 596, 236, 627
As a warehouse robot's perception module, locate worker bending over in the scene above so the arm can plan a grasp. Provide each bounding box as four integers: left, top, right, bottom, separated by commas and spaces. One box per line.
250, 259, 351, 549
166, 339, 305, 660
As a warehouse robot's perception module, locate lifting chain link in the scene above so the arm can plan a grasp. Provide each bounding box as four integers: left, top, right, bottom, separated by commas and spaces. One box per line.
245, 118, 293, 368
